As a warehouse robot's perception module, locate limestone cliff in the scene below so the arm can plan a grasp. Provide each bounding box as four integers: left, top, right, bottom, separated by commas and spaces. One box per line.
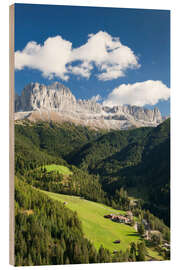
15, 82, 163, 130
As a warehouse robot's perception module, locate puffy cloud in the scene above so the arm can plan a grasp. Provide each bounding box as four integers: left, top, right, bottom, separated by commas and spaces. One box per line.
90, 94, 102, 102
15, 31, 139, 81
15, 36, 72, 80
103, 80, 170, 107
67, 61, 93, 79
98, 64, 125, 80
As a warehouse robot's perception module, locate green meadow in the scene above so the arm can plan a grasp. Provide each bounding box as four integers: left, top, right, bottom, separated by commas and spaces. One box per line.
41, 191, 141, 252
43, 164, 72, 175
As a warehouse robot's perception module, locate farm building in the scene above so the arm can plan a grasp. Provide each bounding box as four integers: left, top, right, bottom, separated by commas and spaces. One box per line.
112, 215, 130, 224
104, 213, 132, 224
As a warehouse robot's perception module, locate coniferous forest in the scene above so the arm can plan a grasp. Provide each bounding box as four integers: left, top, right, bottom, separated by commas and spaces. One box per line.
14, 118, 170, 266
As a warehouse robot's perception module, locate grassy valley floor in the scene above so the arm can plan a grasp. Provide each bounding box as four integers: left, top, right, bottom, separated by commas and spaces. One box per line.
41, 191, 140, 252
40, 191, 164, 260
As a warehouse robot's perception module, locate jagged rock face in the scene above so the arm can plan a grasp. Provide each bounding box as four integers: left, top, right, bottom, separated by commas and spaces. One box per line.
15, 82, 77, 112
102, 105, 162, 122
15, 82, 163, 130
77, 99, 102, 114
123, 105, 162, 123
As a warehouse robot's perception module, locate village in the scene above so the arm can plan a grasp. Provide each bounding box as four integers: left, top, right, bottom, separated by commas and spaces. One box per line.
104, 211, 134, 225
103, 211, 170, 255
63, 198, 170, 257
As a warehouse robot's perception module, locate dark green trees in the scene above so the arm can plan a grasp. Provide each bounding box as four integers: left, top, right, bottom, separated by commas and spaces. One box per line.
14, 119, 170, 265
15, 178, 98, 266
137, 241, 146, 261
138, 223, 145, 236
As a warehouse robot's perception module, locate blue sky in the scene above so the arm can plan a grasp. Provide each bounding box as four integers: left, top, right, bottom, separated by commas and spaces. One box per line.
15, 4, 170, 116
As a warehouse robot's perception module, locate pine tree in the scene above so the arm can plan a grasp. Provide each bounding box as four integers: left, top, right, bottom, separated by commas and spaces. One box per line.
130, 242, 137, 261
138, 223, 145, 236
137, 241, 146, 261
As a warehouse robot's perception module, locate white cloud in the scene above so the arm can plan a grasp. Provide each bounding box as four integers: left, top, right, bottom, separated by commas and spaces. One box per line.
15, 36, 72, 80
98, 64, 125, 80
67, 61, 93, 79
90, 94, 102, 102
15, 31, 140, 81
103, 80, 170, 107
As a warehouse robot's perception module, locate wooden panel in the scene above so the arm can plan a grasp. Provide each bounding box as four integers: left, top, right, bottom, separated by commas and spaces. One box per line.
9, 4, 14, 266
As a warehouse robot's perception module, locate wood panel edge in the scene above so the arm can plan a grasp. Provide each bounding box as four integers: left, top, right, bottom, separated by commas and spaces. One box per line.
9, 4, 15, 266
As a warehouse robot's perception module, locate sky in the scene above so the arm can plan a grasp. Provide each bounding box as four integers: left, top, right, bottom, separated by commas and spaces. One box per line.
14, 4, 170, 116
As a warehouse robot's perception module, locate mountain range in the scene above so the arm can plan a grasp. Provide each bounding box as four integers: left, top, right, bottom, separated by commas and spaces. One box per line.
15, 82, 164, 130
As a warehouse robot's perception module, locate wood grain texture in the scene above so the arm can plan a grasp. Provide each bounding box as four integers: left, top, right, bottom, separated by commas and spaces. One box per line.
9, 4, 15, 266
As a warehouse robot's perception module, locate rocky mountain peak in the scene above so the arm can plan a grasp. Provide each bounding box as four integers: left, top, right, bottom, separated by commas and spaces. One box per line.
47, 82, 72, 94
15, 82, 163, 130
15, 82, 76, 112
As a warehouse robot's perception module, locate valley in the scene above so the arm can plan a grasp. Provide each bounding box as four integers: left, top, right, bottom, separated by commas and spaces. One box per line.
40, 191, 140, 252
14, 92, 170, 265
40, 190, 165, 261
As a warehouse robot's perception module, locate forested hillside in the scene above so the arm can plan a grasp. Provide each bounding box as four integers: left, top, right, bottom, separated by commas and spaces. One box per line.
15, 119, 170, 225
69, 119, 170, 225
15, 121, 103, 160
15, 121, 106, 203
15, 177, 107, 265
14, 119, 170, 265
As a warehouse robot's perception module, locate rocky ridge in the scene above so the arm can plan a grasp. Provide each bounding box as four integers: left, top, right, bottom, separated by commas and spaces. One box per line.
15, 82, 163, 130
